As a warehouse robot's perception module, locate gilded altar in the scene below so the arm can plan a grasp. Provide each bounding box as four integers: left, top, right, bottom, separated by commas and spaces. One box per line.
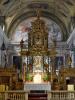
20, 10, 50, 85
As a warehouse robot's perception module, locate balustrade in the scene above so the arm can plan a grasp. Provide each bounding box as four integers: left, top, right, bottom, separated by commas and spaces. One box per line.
0, 90, 29, 100
48, 91, 75, 100
0, 92, 5, 100
0, 90, 75, 100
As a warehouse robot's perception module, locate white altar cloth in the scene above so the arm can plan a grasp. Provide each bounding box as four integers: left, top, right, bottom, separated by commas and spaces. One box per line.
24, 82, 51, 91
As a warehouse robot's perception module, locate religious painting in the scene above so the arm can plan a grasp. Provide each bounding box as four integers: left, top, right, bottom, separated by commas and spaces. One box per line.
33, 56, 43, 72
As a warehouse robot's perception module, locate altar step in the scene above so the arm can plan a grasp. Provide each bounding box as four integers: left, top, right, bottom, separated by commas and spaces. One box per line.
28, 92, 47, 100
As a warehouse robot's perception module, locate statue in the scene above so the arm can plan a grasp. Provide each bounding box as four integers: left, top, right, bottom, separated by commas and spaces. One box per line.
67, 55, 72, 66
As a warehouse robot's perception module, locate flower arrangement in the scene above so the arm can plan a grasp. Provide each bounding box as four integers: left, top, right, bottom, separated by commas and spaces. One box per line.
26, 73, 33, 82
43, 74, 48, 82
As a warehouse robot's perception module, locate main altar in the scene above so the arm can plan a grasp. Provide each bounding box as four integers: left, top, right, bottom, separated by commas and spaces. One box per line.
19, 10, 73, 91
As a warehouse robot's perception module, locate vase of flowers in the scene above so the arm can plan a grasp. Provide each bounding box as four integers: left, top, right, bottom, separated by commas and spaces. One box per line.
26, 73, 33, 82
43, 74, 48, 82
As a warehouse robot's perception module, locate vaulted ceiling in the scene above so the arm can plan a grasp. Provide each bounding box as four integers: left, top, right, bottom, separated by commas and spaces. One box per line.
0, 0, 75, 40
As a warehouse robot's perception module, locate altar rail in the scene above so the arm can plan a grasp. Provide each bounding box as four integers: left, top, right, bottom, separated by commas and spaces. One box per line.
0, 91, 29, 100
48, 91, 75, 100
0, 91, 75, 100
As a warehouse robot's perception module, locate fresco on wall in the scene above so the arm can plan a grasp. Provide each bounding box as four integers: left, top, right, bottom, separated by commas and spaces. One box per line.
10, 17, 62, 49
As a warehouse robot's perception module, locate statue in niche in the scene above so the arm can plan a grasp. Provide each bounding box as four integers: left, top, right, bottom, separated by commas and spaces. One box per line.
67, 55, 72, 66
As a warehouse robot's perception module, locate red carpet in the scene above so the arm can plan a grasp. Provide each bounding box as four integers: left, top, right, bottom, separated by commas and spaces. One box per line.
28, 91, 47, 100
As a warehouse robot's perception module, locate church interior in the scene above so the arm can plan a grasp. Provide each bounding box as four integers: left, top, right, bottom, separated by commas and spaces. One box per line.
0, 0, 75, 100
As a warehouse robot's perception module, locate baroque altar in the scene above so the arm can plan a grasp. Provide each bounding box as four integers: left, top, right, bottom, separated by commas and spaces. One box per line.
20, 11, 52, 85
